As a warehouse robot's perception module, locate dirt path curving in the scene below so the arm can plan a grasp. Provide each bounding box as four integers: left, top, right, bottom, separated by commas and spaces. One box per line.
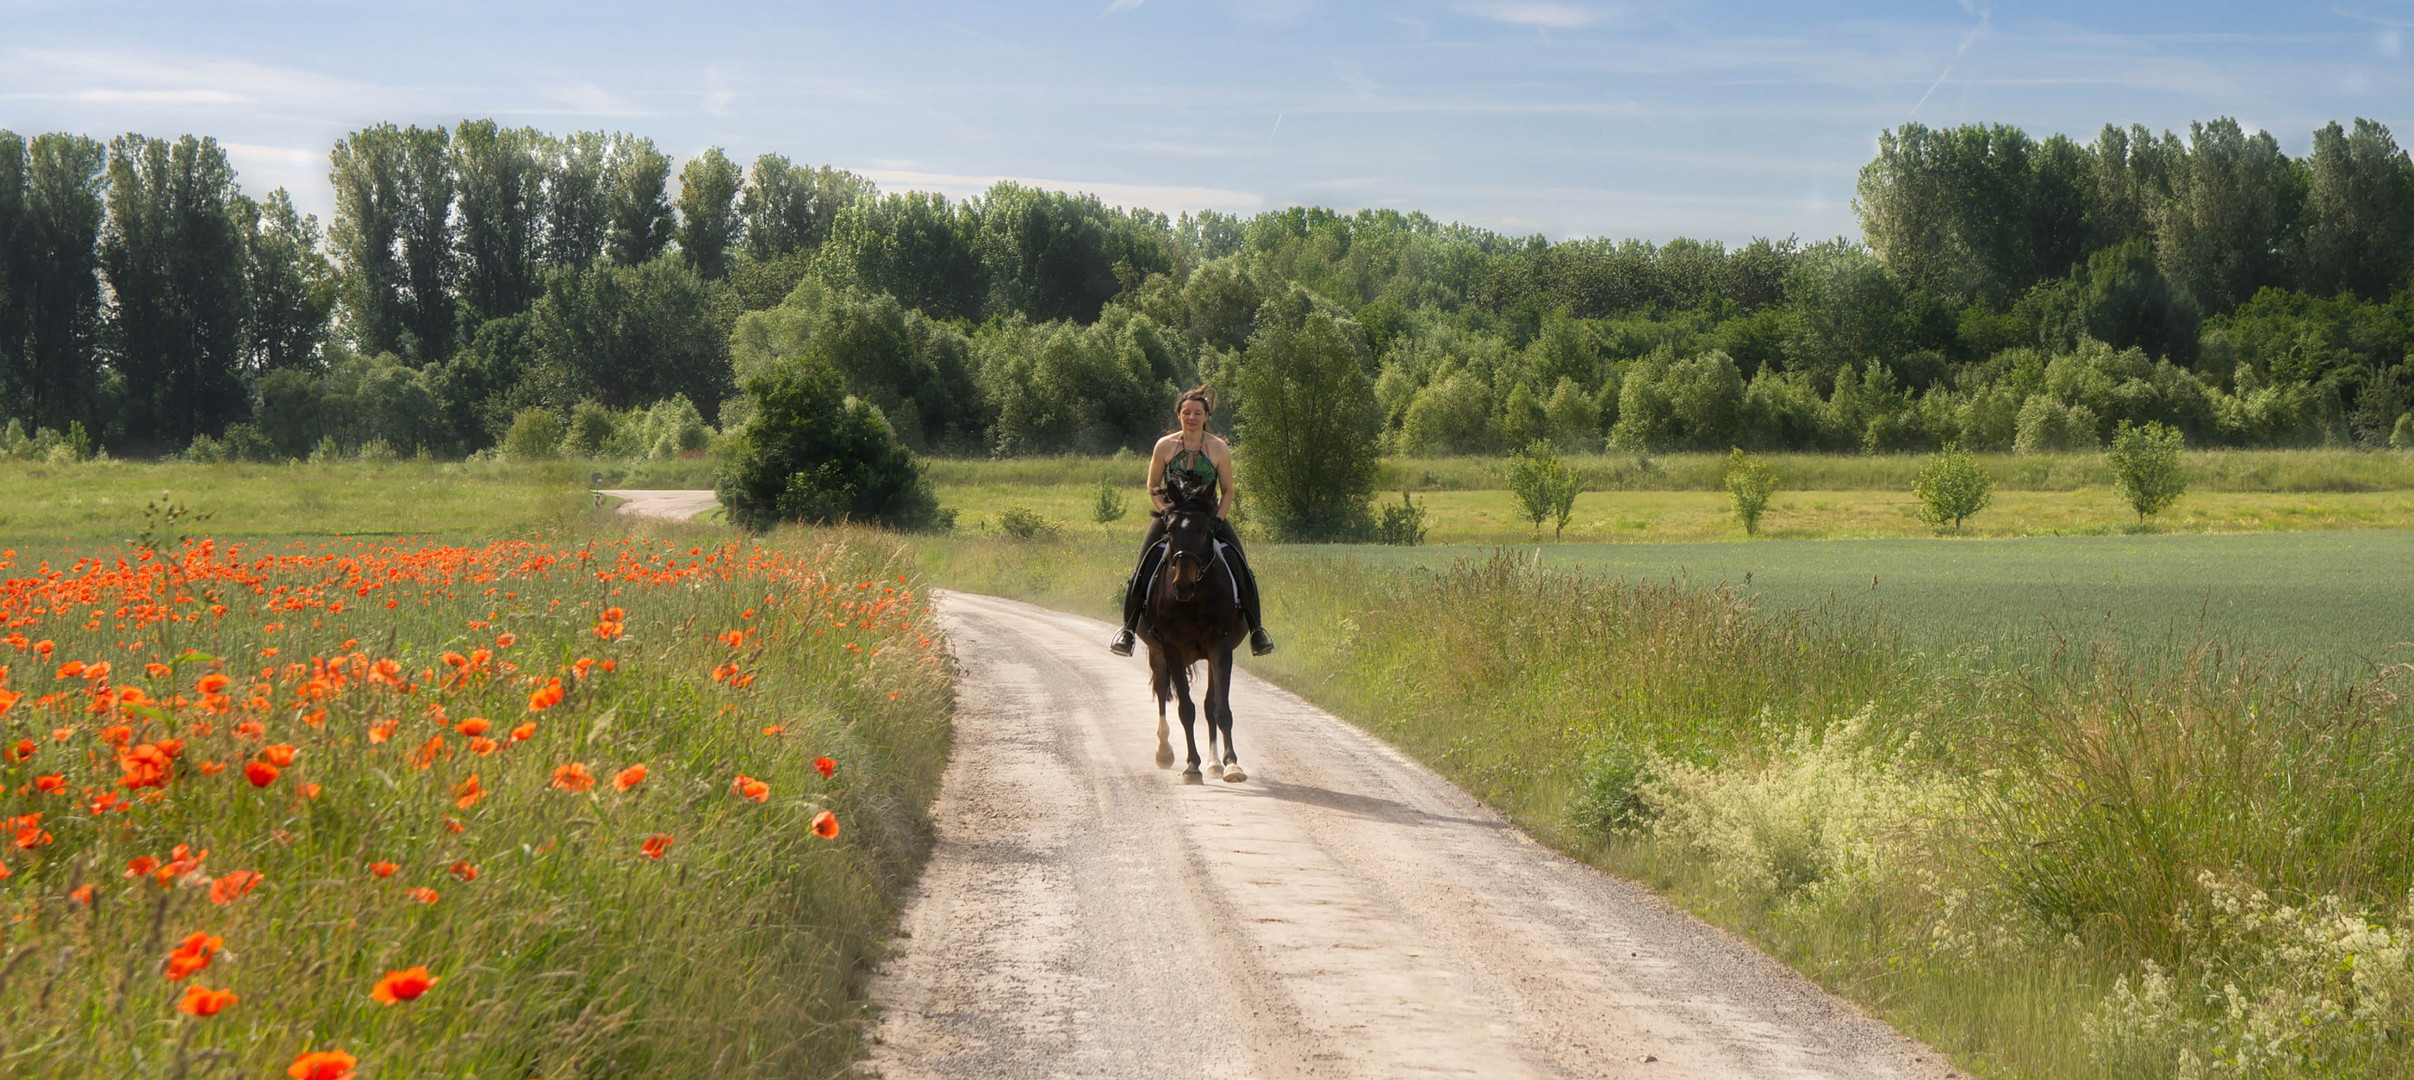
595, 488, 719, 521
862, 591, 1958, 1080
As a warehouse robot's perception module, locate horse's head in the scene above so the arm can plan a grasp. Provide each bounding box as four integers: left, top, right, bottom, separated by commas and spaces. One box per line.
1158, 501, 1218, 605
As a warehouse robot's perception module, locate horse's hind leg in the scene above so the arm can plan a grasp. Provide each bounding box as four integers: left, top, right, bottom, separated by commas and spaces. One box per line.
1212, 650, 1244, 783
1172, 664, 1203, 783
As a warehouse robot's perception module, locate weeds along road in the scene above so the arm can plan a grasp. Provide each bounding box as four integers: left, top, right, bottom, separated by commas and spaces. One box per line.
602, 492, 1950, 1077
865, 591, 1955, 1080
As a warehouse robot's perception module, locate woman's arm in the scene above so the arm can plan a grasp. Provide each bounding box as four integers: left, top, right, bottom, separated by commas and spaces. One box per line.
1208, 438, 1235, 518
1146, 439, 1174, 513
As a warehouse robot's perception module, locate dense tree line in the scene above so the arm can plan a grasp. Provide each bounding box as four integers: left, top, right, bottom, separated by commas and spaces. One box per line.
2, 114, 2411, 461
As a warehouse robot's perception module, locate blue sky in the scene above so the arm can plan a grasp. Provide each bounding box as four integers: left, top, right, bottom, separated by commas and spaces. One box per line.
3, 1, 2408, 243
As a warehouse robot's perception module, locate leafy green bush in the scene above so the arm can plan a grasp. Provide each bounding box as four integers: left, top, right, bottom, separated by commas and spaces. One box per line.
1569, 740, 1655, 835
561, 399, 620, 457
2106, 419, 2188, 520
502, 408, 563, 460
995, 505, 1059, 539
1912, 443, 1994, 532
1723, 448, 1779, 535
1373, 489, 1429, 546
2395, 412, 2414, 450
1506, 439, 1584, 538
717, 357, 940, 531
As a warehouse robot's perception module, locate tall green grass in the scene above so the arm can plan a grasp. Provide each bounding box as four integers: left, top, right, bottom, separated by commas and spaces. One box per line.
922, 533, 2414, 1079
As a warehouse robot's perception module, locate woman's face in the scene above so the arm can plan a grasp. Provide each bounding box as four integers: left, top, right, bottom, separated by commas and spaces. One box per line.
1177, 399, 1209, 432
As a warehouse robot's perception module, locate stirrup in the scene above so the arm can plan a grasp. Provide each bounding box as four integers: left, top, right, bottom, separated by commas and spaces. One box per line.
1108, 628, 1137, 656
1249, 627, 1276, 656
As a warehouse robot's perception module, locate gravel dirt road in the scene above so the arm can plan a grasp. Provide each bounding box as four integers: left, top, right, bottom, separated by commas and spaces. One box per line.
595, 488, 719, 520
862, 590, 1955, 1080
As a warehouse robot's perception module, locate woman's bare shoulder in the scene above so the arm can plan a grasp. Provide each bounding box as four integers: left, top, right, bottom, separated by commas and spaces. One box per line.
1149, 433, 1182, 453
1204, 433, 1233, 453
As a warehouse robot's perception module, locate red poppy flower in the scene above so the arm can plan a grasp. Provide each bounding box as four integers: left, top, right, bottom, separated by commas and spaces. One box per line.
733, 774, 769, 803
812, 810, 841, 840
448, 860, 478, 882
368, 861, 398, 878
175, 983, 238, 1017
125, 855, 160, 878
550, 762, 594, 792
370, 966, 438, 1004
33, 774, 65, 794
760, 724, 786, 737
196, 673, 230, 695
163, 932, 222, 980
526, 678, 563, 711
509, 721, 536, 742
69, 882, 95, 905
495, 632, 516, 648
244, 761, 280, 787
613, 764, 646, 792
405, 886, 440, 904
814, 757, 837, 779
453, 773, 485, 808
455, 717, 490, 737
260, 744, 298, 767
640, 834, 673, 859
209, 870, 262, 904
287, 1049, 357, 1080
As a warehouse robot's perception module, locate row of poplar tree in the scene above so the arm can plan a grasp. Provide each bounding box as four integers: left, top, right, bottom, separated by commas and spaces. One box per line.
2, 115, 2412, 461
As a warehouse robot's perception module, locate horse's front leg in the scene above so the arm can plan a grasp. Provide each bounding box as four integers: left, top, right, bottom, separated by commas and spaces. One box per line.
1211, 649, 1244, 783
1172, 663, 1203, 783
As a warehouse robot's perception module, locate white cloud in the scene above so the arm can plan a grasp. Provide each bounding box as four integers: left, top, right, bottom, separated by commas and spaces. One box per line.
0, 47, 378, 112
1452, 2, 1608, 30
855, 168, 1264, 213
531, 80, 646, 117
1105, 0, 1146, 13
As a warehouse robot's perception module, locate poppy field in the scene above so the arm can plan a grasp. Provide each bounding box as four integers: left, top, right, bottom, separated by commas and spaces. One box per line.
0, 526, 951, 1077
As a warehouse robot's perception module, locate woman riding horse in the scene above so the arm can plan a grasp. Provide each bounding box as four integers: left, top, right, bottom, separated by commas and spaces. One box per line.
1107, 386, 1276, 658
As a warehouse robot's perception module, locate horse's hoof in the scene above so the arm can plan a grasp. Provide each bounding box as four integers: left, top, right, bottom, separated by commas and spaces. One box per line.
1155, 747, 1175, 769
1221, 767, 1247, 783
1181, 769, 1203, 785
1206, 762, 1224, 780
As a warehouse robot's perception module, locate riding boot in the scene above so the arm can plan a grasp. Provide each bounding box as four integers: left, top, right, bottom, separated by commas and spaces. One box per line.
1108, 542, 1163, 656
1215, 524, 1276, 656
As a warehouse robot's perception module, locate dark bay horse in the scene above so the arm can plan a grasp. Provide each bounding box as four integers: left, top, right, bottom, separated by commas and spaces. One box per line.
1139, 472, 1249, 783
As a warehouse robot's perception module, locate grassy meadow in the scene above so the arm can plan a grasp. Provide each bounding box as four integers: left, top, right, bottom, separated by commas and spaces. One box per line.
0, 471, 950, 1077
929, 451, 2414, 544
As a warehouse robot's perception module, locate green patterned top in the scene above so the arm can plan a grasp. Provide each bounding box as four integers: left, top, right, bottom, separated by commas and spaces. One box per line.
1164, 445, 1218, 489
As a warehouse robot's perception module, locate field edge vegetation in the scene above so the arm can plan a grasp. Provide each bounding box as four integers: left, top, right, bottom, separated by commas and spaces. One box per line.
917, 532, 2414, 1080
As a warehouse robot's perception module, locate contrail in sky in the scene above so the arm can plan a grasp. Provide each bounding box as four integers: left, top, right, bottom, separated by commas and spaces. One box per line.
1911, 8, 1991, 118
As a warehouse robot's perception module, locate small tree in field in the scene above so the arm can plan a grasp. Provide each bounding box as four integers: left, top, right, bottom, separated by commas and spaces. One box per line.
1090, 479, 1129, 524
2106, 420, 2187, 521
1723, 448, 1778, 536
1233, 287, 1383, 540
1507, 440, 1584, 538
1913, 444, 1993, 533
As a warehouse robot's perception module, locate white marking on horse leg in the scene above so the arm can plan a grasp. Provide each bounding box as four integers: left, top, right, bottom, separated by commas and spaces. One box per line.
1155, 705, 1174, 770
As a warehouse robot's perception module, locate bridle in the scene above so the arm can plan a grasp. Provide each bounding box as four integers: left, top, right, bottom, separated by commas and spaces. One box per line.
1157, 473, 1217, 605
